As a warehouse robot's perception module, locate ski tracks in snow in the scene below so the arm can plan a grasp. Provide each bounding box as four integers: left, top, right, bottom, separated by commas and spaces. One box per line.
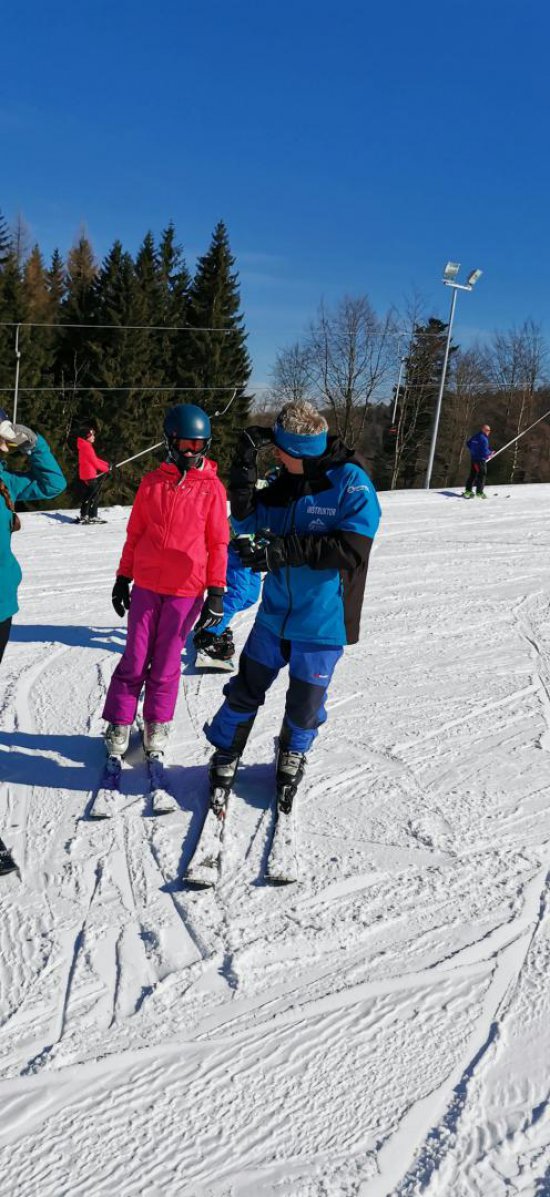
2, 497, 550, 1193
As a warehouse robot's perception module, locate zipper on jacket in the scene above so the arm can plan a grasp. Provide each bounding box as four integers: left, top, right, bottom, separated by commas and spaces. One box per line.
279, 497, 297, 640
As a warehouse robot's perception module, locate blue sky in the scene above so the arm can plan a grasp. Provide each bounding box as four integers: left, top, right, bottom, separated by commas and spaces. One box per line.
1, 0, 549, 392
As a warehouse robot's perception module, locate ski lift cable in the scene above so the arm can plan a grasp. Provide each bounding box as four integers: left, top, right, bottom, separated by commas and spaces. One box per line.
0, 321, 233, 332
2, 384, 250, 393
488, 407, 550, 462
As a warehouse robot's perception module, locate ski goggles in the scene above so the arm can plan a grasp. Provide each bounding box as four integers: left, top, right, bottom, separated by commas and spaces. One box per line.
174, 437, 207, 452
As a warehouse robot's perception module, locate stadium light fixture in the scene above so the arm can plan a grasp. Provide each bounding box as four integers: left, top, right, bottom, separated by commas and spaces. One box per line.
425, 261, 483, 489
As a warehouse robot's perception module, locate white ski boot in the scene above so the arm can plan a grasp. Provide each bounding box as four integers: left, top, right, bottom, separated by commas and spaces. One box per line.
104, 723, 131, 757
143, 721, 171, 756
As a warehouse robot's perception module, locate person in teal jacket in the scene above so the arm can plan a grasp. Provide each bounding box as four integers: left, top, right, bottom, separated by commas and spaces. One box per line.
0, 409, 66, 665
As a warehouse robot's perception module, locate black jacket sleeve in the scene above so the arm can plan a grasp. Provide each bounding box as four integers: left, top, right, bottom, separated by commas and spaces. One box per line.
284, 529, 373, 572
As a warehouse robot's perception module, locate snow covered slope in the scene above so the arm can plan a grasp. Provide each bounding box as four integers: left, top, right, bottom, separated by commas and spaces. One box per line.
1, 485, 550, 1196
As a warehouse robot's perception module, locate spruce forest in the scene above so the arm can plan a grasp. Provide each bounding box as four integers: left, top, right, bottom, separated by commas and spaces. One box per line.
0, 213, 252, 505
1, 207, 550, 502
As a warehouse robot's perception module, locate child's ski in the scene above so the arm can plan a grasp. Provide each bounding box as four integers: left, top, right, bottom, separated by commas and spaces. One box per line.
146, 754, 179, 815
265, 800, 299, 885
88, 756, 124, 819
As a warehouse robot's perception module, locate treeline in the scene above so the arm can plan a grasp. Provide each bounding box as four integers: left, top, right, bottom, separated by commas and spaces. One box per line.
0, 213, 251, 502
264, 298, 550, 489
2, 205, 549, 499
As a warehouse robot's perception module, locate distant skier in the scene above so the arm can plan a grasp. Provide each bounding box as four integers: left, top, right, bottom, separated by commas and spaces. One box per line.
0, 409, 66, 875
103, 404, 229, 760
76, 425, 110, 523
464, 424, 494, 499
203, 400, 381, 815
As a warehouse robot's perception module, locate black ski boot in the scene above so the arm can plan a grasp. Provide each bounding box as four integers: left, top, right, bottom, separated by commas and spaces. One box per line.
208, 750, 240, 817
0, 837, 17, 876
276, 749, 307, 814
194, 628, 235, 671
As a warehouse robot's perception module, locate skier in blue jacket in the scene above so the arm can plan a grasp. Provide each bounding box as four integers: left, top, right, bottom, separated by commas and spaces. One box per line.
0, 410, 66, 666
0, 410, 66, 876
464, 424, 494, 498
203, 400, 381, 808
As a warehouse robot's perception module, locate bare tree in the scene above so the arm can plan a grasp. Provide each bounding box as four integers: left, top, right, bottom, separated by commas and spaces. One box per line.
441, 346, 488, 484
266, 341, 313, 407
484, 320, 547, 482
305, 296, 397, 446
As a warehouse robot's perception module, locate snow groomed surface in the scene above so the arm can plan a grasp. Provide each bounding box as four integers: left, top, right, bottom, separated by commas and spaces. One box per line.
1, 486, 550, 1194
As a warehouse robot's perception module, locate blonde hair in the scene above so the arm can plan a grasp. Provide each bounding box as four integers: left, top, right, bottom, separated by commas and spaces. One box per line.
277, 401, 328, 437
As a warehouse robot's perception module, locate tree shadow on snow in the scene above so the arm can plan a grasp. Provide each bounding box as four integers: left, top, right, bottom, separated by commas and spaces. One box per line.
10, 623, 126, 654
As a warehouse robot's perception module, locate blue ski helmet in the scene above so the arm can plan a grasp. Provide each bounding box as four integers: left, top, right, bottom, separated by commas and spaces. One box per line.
163, 404, 212, 472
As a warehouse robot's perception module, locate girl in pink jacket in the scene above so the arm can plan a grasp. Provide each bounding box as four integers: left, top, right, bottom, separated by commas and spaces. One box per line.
102, 404, 229, 760
76, 426, 110, 523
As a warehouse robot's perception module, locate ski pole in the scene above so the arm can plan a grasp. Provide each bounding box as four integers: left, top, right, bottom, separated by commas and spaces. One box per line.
488, 406, 550, 462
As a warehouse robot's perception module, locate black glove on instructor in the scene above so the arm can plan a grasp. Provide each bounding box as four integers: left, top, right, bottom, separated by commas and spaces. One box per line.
233, 531, 290, 574
112, 575, 132, 617
195, 587, 224, 631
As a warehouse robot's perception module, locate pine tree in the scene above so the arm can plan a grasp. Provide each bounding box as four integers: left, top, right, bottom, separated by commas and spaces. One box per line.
181, 221, 252, 475
55, 233, 98, 453
158, 221, 190, 390
0, 210, 10, 269
19, 246, 60, 435
87, 241, 154, 501
47, 249, 66, 308
0, 244, 24, 415
393, 319, 456, 488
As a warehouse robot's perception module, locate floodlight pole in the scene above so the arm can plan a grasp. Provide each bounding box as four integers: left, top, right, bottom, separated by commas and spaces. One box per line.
424, 278, 476, 490
12, 324, 21, 424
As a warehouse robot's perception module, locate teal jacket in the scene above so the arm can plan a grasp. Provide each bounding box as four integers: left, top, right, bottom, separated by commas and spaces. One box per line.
0, 435, 66, 623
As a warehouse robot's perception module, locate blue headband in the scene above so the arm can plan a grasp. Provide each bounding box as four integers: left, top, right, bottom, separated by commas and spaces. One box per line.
273, 423, 328, 459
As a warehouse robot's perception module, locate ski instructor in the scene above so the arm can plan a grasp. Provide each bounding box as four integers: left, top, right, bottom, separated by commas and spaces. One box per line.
203, 400, 382, 809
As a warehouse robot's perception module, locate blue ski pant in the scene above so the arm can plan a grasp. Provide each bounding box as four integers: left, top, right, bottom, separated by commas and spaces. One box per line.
204, 619, 343, 755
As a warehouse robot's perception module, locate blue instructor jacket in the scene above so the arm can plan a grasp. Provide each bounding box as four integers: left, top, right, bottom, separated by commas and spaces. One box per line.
230, 438, 381, 646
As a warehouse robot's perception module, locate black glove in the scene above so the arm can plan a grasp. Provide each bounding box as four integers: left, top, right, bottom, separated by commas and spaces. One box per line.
235, 426, 275, 466
195, 587, 224, 630
112, 575, 132, 617
233, 531, 289, 573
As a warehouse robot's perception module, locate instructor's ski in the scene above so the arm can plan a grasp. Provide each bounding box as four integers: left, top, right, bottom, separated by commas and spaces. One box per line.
183, 791, 228, 888
265, 799, 299, 885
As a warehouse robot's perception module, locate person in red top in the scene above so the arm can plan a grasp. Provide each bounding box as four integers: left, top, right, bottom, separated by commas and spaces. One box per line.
102, 404, 229, 758
76, 425, 110, 523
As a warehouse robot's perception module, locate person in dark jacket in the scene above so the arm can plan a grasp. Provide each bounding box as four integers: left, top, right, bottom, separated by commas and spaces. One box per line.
76, 426, 110, 523
0, 409, 66, 876
203, 400, 381, 807
464, 424, 494, 498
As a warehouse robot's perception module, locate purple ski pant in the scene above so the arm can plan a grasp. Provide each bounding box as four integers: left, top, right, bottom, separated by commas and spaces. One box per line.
103, 584, 203, 726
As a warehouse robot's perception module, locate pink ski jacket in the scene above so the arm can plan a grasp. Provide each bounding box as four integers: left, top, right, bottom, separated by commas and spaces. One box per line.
118, 458, 229, 597
77, 437, 109, 481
